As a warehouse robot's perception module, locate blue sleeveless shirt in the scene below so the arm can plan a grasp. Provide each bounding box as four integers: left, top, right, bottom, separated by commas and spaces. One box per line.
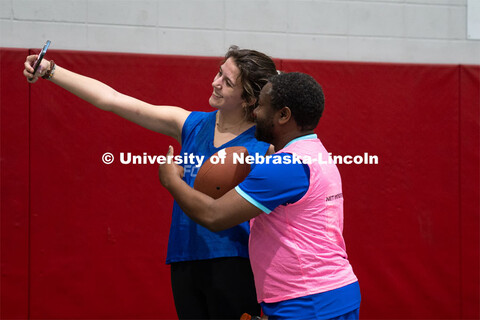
166, 111, 270, 264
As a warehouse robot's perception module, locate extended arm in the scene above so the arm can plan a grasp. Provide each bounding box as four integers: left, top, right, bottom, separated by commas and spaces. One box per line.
159, 146, 263, 232
23, 55, 190, 142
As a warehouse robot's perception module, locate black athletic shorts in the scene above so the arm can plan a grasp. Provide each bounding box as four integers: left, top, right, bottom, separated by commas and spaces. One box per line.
170, 257, 260, 319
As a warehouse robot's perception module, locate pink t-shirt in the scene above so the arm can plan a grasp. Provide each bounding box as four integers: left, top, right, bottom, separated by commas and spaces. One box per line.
248, 137, 358, 303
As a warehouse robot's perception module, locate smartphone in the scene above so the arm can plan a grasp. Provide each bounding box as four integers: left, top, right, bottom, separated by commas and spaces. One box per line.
32, 40, 51, 75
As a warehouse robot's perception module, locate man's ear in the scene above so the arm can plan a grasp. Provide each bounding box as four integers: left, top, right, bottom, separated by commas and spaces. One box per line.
278, 106, 291, 124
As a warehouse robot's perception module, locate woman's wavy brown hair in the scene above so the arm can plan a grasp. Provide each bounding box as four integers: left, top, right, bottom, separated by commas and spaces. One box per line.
223, 46, 277, 121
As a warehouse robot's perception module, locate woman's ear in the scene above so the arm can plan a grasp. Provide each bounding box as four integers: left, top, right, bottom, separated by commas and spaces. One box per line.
247, 97, 257, 107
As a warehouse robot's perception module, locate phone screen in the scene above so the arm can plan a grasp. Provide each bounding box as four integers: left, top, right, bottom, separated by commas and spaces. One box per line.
33, 40, 51, 74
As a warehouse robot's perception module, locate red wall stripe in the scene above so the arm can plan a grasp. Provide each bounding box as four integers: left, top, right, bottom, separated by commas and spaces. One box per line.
1, 48, 478, 319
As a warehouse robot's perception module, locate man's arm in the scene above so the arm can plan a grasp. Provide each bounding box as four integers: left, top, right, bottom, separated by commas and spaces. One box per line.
159, 146, 263, 232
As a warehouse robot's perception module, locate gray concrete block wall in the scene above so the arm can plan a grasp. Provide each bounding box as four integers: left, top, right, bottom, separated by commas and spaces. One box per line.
1, 0, 479, 64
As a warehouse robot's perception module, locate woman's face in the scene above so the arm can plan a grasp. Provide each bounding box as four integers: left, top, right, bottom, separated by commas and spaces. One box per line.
209, 57, 245, 111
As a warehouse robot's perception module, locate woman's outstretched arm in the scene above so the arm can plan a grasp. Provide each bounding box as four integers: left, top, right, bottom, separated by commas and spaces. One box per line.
24, 55, 190, 142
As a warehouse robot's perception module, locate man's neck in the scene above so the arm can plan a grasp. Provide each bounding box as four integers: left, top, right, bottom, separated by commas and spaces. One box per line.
273, 130, 315, 151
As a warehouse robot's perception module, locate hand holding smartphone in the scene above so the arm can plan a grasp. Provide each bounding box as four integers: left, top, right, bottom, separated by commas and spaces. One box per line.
32, 40, 51, 75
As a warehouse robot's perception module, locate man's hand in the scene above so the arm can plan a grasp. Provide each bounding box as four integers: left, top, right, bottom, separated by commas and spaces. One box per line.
158, 145, 184, 189
158, 145, 261, 232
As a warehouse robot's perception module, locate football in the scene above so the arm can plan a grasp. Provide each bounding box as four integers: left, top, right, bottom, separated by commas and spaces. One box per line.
194, 146, 251, 199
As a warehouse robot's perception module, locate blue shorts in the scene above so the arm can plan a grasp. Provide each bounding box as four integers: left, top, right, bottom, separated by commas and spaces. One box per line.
261, 282, 361, 320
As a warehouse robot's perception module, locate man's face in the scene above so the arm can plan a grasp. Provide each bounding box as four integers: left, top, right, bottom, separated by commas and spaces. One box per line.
253, 83, 276, 144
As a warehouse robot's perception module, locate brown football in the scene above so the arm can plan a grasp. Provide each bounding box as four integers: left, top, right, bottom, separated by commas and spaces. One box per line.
194, 146, 251, 199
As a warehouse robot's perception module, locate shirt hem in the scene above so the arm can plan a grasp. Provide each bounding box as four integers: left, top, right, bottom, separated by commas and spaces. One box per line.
235, 185, 272, 213
166, 251, 250, 265
258, 278, 359, 303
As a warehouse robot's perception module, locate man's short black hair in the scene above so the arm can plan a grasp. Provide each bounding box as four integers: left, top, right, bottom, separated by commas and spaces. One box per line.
268, 72, 325, 131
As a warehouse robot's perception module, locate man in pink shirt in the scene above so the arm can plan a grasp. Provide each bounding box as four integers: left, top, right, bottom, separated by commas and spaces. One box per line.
159, 72, 361, 319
